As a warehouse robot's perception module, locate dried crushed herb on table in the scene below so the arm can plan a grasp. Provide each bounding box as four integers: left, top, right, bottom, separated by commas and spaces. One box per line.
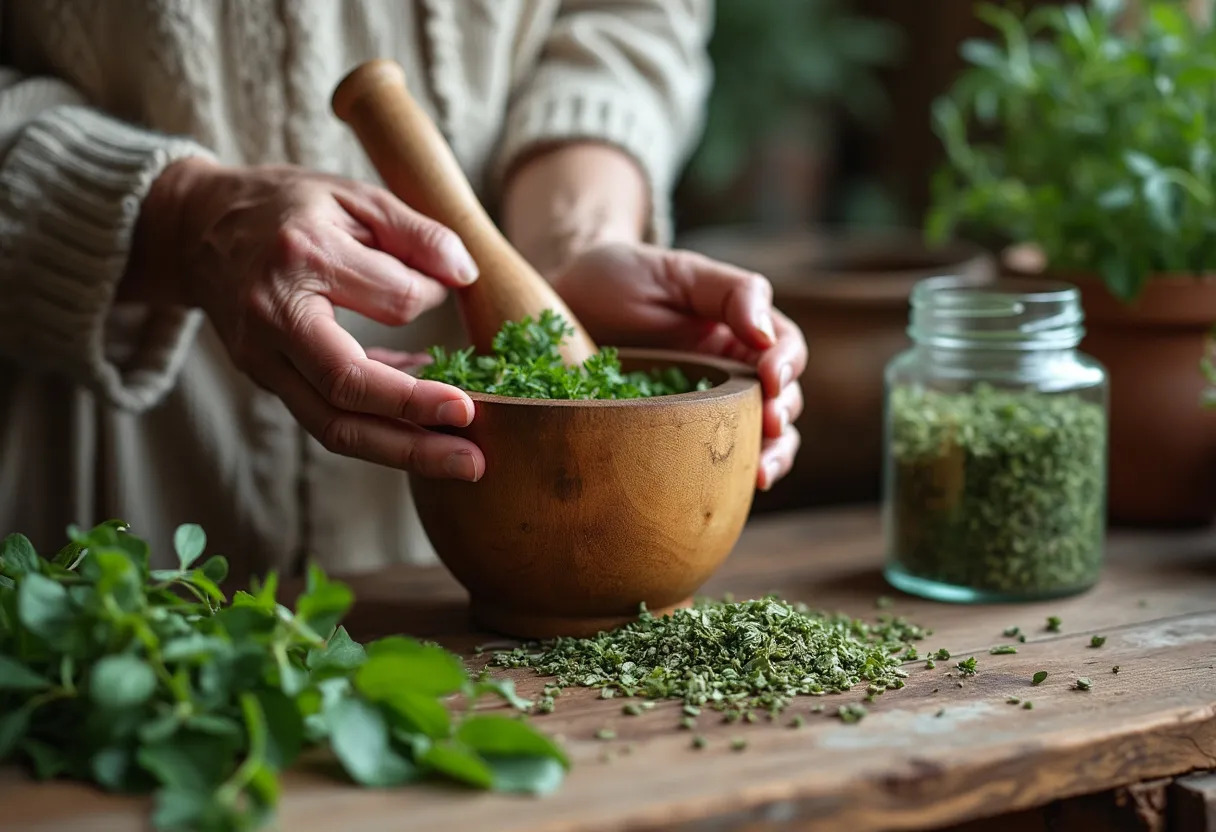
492, 596, 928, 723
887, 383, 1106, 595
420, 310, 709, 400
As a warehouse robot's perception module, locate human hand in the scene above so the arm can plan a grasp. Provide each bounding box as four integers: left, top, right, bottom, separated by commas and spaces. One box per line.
126, 158, 486, 481
550, 242, 806, 490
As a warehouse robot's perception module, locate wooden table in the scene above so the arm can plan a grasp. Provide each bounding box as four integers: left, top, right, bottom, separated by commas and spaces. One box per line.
5, 507, 1216, 831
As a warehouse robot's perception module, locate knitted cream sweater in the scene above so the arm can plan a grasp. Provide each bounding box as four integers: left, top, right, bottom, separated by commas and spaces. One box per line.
0, 0, 712, 578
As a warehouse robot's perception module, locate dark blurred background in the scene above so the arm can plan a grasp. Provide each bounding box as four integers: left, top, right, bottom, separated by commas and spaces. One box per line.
671, 0, 1060, 515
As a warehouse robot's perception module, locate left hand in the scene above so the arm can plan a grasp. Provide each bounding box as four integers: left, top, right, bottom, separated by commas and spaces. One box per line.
551, 241, 806, 491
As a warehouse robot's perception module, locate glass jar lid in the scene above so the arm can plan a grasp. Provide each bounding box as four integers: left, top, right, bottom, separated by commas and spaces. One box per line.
908, 275, 1085, 350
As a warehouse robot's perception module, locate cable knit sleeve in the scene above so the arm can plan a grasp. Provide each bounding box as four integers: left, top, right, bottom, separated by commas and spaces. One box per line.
487, 0, 714, 246
0, 68, 214, 412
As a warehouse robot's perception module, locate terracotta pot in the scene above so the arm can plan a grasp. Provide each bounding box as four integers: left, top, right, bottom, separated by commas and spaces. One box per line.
1010, 264, 1216, 527
676, 226, 997, 512
409, 349, 762, 639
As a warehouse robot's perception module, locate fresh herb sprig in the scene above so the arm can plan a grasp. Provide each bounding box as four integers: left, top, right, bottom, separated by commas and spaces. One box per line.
0, 523, 568, 832
420, 310, 710, 400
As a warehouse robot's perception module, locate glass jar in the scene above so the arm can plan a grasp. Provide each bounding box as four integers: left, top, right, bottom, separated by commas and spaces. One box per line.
882, 276, 1108, 603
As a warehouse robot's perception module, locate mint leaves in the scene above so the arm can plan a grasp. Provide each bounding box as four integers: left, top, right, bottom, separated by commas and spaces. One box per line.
420, 310, 710, 399
0, 523, 567, 831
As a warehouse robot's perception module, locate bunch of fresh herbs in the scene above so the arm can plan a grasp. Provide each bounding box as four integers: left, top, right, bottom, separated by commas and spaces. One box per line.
420, 310, 709, 400
887, 383, 1106, 595
926, 0, 1216, 302
491, 596, 928, 723
0, 522, 567, 832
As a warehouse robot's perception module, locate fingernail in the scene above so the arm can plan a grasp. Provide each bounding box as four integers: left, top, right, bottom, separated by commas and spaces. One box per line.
443, 234, 479, 284
445, 451, 480, 482
764, 460, 779, 488
754, 309, 776, 343
778, 408, 789, 434
778, 363, 792, 390
437, 400, 472, 427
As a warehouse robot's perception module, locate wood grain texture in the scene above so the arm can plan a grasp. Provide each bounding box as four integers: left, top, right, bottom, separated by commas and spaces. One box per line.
408, 349, 762, 638
331, 59, 598, 365
4, 507, 1216, 832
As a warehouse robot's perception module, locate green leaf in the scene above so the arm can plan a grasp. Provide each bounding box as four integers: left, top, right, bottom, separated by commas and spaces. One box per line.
199, 555, 229, 584
420, 740, 494, 788
0, 654, 52, 691
326, 698, 418, 787
253, 688, 304, 770
0, 705, 31, 758
22, 739, 67, 779
307, 625, 366, 674
91, 746, 134, 791
484, 755, 567, 795
151, 787, 214, 831
358, 638, 467, 698
456, 715, 570, 768
173, 524, 207, 570
89, 655, 158, 709
1, 533, 40, 577
380, 690, 451, 739
161, 634, 231, 663
468, 677, 533, 711
17, 573, 74, 644
138, 731, 239, 791
295, 566, 353, 638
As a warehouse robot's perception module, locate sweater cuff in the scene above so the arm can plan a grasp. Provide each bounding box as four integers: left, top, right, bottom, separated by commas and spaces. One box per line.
0, 105, 214, 412
489, 84, 677, 246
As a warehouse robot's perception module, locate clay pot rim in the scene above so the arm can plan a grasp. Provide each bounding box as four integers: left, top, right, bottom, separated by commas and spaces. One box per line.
461, 347, 759, 408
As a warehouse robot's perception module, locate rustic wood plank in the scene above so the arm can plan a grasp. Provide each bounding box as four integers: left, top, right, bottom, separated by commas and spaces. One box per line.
3, 508, 1216, 832
1173, 771, 1216, 832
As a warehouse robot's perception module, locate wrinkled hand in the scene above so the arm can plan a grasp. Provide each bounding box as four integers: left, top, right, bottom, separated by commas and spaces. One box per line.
133, 158, 486, 481
551, 242, 807, 490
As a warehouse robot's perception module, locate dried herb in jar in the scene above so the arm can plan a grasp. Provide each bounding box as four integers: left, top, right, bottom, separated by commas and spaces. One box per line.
887, 383, 1106, 595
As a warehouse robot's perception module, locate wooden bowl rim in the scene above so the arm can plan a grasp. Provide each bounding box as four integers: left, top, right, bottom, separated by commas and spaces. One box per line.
461, 347, 759, 408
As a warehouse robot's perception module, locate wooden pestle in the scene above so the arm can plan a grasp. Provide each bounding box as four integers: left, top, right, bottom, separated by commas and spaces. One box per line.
331, 59, 599, 366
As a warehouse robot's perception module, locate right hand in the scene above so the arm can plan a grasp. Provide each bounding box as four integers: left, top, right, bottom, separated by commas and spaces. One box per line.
126, 157, 486, 482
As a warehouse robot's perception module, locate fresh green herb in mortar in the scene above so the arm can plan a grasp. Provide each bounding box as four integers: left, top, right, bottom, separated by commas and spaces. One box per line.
420, 310, 710, 400
0, 523, 567, 832
492, 597, 928, 724
888, 383, 1106, 595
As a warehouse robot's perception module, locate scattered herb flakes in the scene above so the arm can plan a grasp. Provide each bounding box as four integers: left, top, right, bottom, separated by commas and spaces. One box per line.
935, 708, 946, 718
1023, 701, 1034, 710
1018, 634, 1027, 643
1007, 697, 1021, 705
990, 645, 1018, 655
1073, 678, 1093, 691
934, 648, 951, 661
599, 688, 615, 700
887, 384, 1105, 595
679, 716, 696, 730
810, 704, 825, 714
491, 596, 929, 724
837, 704, 867, 724
902, 646, 920, 661
876, 596, 894, 609
622, 703, 644, 716
1046, 616, 1063, 632
1112, 666, 1120, 674
1089, 635, 1106, 648
421, 310, 708, 400
0, 522, 570, 832
790, 715, 806, 729
1003, 626, 1022, 638
692, 735, 707, 750
730, 738, 747, 752
956, 657, 979, 676
925, 659, 937, 669
595, 728, 617, 740
682, 704, 701, 717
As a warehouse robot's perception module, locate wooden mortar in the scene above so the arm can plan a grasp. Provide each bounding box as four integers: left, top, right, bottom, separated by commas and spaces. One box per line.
332, 60, 763, 637
409, 350, 762, 639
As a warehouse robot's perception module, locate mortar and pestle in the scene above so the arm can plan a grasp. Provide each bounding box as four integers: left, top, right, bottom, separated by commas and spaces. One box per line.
332, 60, 763, 639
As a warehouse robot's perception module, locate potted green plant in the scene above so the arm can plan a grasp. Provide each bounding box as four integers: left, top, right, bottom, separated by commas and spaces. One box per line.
926, 0, 1216, 527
